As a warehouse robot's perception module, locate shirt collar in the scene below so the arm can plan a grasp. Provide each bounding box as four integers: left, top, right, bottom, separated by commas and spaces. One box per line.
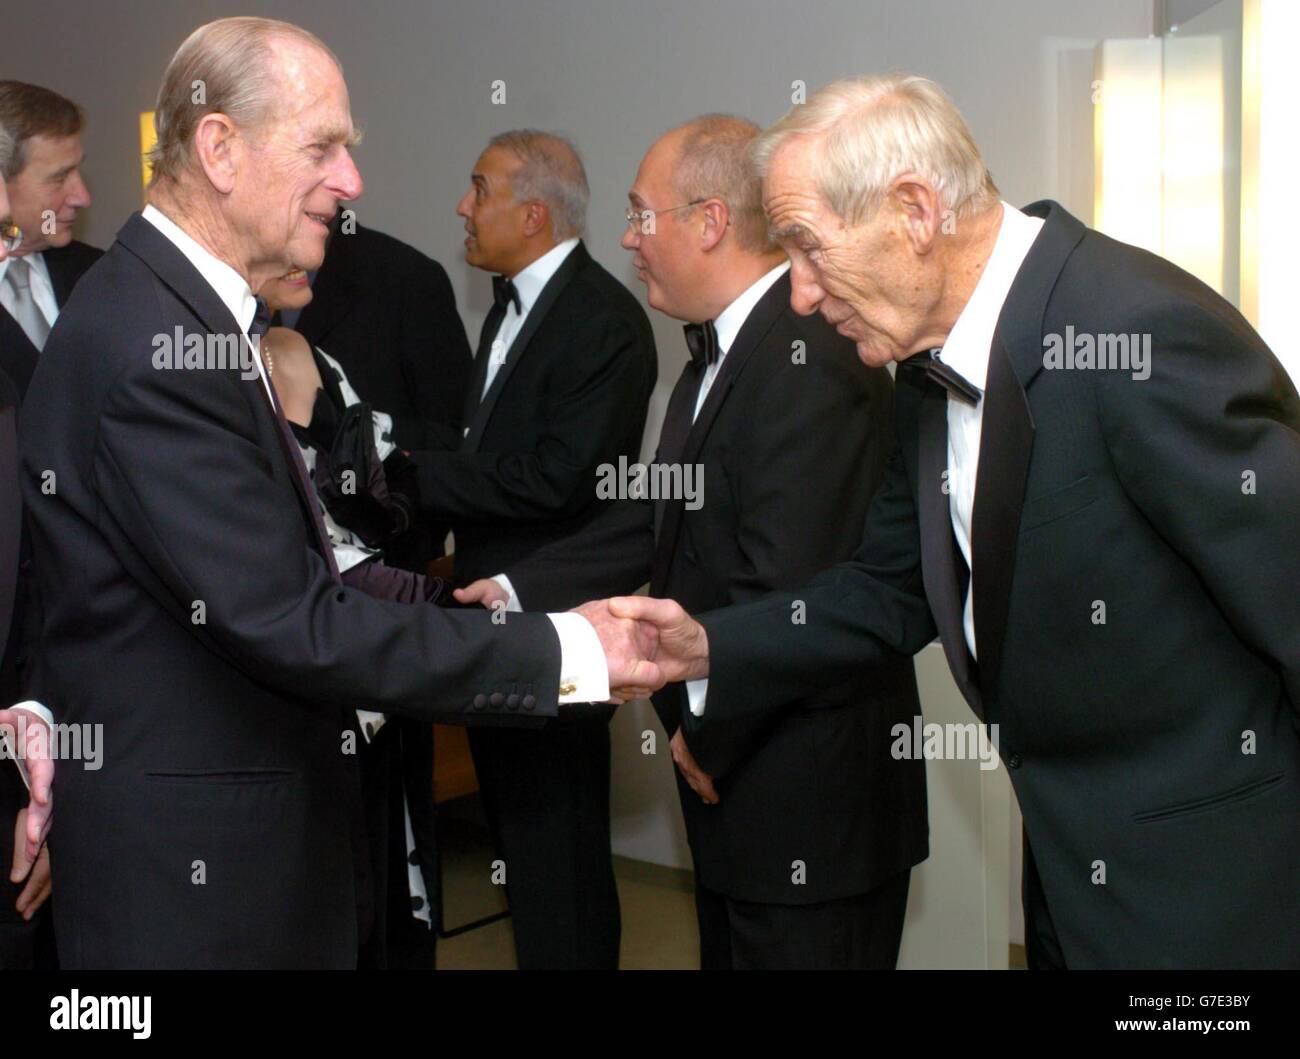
938, 202, 1044, 390
509, 237, 581, 314
142, 203, 258, 335
713, 260, 791, 356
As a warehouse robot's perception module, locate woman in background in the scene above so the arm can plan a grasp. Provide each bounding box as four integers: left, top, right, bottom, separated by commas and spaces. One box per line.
259, 267, 443, 970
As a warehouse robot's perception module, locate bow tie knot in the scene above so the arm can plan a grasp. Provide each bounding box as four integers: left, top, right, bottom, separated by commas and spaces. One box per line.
248, 298, 273, 341
900, 349, 982, 406
493, 275, 521, 314
683, 319, 719, 368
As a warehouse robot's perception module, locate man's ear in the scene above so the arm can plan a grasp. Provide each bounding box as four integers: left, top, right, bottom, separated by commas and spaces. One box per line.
522, 201, 550, 239
699, 199, 729, 253
193, 112, 240, 195
890, 175, 943, 255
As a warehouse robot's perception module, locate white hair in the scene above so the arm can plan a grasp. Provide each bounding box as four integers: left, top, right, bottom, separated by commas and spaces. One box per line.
750, 74, 998, 225
0, 124, 13, 178
489, 130, 589, 240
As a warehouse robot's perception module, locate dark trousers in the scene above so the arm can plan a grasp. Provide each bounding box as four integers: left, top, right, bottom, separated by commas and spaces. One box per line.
695, 869, 911, 970
468, 709, 620, 969
1022, 834, 1067, 970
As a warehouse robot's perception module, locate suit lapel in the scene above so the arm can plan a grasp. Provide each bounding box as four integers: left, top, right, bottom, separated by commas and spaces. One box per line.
114, 213, 334, 567
966, 200, 1087, 691
44, 245, 80, 308
652, 272, 789, 584
915, 383, 984, 717
462, 242, 589, 452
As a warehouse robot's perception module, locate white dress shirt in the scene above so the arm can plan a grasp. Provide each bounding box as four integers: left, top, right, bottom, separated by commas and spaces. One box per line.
0, 251, 60, 336
493, 261, 792, 714
939, 202, 1043, 659
140, 206, 607, 704
477, 237, 580, 404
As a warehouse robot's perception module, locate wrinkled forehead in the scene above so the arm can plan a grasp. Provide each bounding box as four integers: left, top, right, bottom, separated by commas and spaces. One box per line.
266, 37, 357, 142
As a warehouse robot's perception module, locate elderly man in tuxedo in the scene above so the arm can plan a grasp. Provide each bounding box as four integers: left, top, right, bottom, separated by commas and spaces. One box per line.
0, 128, 55, 969
18, 16, 654, 969
618, 75, 1300, 969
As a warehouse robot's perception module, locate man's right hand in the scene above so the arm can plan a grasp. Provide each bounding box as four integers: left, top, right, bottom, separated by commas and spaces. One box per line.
608, 596, 710, 684
572, 599, 662, 701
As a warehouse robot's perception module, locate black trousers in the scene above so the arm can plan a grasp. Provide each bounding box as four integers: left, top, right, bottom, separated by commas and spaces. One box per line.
469, 708, 620, 969
1022, 833, 1067, 970
695, 869, 911, 970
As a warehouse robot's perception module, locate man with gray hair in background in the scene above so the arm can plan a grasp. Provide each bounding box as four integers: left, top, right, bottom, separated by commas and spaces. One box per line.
617, 74, 1300, 968
416, 130, 656, 968
18, 18, 658, 969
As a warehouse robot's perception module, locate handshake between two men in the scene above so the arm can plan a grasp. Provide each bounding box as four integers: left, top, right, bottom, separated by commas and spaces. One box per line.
455, 581, 708, 705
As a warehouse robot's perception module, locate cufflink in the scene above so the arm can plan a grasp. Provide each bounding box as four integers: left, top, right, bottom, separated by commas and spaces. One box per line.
559, 682, 576, 696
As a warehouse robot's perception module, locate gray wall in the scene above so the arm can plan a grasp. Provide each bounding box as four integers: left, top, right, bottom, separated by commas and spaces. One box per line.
9, 0, 1155, 961
10, 0, 1150, 402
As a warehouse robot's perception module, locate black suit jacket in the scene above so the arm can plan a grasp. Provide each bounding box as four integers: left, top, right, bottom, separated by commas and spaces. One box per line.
508, 273, 928, 904
413, 240, 657, 600
0, 241, 102, 401
18, 212, 565, 968
693, 202, 1300, 967
294, 223, 472, 566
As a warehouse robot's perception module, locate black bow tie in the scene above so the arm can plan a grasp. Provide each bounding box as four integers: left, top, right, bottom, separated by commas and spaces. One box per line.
900, 349, 982, 406
683, 320, 719, 369
493, 275, 521, 314
248, 298, 273, 341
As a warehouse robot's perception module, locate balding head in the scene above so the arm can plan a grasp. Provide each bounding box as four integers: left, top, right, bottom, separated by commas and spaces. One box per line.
621, 114, 785, 323
669, 114, 772, 253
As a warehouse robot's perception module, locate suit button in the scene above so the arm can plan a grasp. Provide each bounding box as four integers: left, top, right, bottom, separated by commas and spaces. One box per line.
472, 693, 488, 710
489, 692, 504, 707
506, 694, 520, 710
1006, 752, 1022, 769
522, 694, 537, 711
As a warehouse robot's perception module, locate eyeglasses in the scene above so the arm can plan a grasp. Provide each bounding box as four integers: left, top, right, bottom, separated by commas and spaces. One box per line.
624, 200, 704, 233
0, 220, 21, 253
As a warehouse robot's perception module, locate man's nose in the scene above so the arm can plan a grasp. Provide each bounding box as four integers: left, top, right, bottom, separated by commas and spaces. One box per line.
66, 172, 92, 209
619, 223, 638, 251
788, 259, 824, 317
455, 191, 473, 219
330, 149, 364, 202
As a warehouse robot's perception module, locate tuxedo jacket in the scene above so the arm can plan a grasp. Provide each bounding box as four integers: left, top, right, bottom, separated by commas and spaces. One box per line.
412, 240, 657, 601
0, 241, 102, 401
693, 202, 1300, 967
296, 224, 473, 565
508, 273, 928, 904
18, 213, 565, 968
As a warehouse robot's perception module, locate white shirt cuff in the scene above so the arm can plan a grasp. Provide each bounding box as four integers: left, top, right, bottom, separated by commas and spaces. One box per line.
3, 701, 53, 792
492, 573, 522, 613
686, 679, 709, 717
546, 612, 610, 704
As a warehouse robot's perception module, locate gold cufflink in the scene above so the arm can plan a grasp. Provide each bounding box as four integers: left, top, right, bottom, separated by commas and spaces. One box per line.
559, 682, 576, 696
